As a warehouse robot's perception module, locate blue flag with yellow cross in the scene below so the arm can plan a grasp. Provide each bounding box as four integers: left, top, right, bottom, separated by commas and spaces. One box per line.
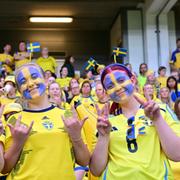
27, 42, 41, 53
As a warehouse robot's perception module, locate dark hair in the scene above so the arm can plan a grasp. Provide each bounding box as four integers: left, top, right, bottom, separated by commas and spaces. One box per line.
60, 66, 68, 78
174, 98, 180, 120
125, 63, 131, 67
158, 66, 166, 75
101, 63, 133, 89
80, 80, 92, 93
139, 63, 148, 74
176, 38, 180, 44
167, 76, 178, 95
64, 55, 73, 64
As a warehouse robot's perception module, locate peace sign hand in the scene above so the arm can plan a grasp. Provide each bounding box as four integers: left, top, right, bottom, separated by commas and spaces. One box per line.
96, 103, 111, 137
7, 115, 34, 145
134, 93, 161, 121
62, 107, 88, 142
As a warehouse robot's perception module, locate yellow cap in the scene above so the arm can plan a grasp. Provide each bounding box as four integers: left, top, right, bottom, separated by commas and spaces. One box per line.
146, 70, 154, 77
3, 103, 22, 115
97, 64, 105, 73
5, 75, 15, 84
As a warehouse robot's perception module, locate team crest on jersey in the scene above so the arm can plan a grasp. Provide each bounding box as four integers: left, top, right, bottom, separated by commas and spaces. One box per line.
42, 121, 54, 130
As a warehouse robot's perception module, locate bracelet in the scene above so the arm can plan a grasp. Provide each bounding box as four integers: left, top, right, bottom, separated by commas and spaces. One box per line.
71, 137, 82, 143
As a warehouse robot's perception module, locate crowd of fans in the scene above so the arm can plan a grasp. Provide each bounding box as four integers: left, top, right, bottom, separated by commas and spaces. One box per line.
0, 39, 179, 180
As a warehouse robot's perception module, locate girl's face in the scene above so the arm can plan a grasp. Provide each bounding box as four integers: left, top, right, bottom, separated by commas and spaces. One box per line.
82, 82, 91, 95
70, 79, 78, 87
70, 56, 75, 63
61, 67, 68, 77
140, 64, 147, 74
19, 42, 26, 52
86, 71, 93, 79
143, 84, 154, 97
160, 87, 169, 98
49, 83, 61, 98
44, 71, 52, 79
103, 70, 134, 103
16, 66, 46, 100
96, 83, 105, 99
159, 69, 166, 76
168, 78, 176, 89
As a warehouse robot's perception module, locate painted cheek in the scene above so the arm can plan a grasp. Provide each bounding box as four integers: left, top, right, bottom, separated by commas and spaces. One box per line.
109, 92, 121, 103
125, 84, 134, 96
38, 83, 46, 96
23, 90, 32, 99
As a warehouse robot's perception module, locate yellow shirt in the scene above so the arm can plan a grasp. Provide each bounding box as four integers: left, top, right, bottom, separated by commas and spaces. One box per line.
0, 54, 14, 73
170, 49, 180, 69
98, 104, 179, 180
0, 97, 16, 105
170, 161, 180, 180
14, 52, 31, 69
36, 56, 57, 73
74, 95, 97, 151
157, 76, 168, 88
56, 77, 71, 89
1, 105, 76, 180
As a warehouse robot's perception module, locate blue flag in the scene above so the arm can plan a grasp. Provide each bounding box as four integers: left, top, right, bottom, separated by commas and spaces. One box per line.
27, 42, 41, 53
83, 57, 98, 72
112, 47, 127, 57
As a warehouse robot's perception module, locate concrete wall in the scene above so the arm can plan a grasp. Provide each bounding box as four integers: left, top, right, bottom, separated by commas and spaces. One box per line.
127, 10, 144, 74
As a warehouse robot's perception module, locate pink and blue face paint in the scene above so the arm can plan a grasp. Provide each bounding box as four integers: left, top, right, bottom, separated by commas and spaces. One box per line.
103, 70, 134, 103
16, 66, 46, 99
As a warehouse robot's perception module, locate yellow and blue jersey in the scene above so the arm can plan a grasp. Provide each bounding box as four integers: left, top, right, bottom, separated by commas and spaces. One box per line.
170, 49, 180, 69
95, 104, 180, 180
0, 105, 76, 180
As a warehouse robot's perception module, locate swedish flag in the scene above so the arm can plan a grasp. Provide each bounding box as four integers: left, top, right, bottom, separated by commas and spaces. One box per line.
112, 47, 127, 57
27, 42, 41, 53
83, 57, 97, 71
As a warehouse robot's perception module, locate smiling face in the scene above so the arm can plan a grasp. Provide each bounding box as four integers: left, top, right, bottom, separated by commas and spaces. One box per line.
103, 70, 134, 103
16, 66, 46, 100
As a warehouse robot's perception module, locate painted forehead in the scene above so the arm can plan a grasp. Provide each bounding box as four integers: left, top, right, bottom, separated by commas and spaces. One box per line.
16, 66, 43, 84
103, 70, 129, 86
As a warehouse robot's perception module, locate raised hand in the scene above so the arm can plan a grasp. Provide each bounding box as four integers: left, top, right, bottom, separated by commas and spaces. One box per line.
134, 93, 161, 121
62, 107, 87, 142
7, 115, 34, 145
96, 103, 111, 137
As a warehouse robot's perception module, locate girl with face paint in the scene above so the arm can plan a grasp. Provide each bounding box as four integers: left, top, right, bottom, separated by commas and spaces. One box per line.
90, 63, 180, 180
1, 63, 90, 179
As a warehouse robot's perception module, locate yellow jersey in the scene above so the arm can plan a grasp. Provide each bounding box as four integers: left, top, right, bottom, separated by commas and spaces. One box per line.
1, 105, 76, 180
170, 49, 180, 69
98, 104, 179, 180
0, 53, 14, 73
14, 52, 31, 69
56, 77, 71, 89
157, 76, 168, 88
170, 161, 180, 180
36, 56, 57, 73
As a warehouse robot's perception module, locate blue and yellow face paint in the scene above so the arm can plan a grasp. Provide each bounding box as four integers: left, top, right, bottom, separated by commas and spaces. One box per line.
16, 66, 46, 99
103, 70, 134, 103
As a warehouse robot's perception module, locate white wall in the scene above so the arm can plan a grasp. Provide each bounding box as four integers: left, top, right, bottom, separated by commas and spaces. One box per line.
168, 11, 176, 56
144, 13, 159, 72
110, 14, 121, 50
127, 10, 144, 74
